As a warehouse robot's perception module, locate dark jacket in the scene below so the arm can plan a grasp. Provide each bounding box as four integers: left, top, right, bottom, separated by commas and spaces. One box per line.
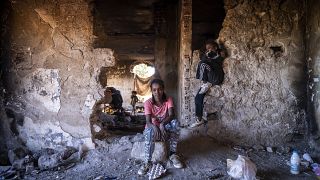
196, 52, 224, 85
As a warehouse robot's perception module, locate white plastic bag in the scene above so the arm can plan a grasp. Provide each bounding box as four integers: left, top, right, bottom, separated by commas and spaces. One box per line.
227, 155, 257, 180
148, 163, 166, 180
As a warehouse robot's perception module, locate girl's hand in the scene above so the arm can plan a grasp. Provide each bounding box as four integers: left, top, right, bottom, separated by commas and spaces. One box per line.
159, 123, 168, 141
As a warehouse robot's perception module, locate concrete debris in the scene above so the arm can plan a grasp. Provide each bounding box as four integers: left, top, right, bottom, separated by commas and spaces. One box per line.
0, 145, 85, 179
38, 146, 82, 170
266, 147, 274, 153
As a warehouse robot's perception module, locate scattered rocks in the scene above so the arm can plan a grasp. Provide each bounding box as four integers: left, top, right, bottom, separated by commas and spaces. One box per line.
232, 145, 246, 153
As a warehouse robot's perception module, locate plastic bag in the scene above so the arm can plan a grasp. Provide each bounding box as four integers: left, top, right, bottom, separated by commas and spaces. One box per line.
148, 163, 166, 180
227, 155, 257, 180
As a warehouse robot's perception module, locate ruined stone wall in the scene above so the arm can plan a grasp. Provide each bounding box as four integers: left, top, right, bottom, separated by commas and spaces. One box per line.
306, 0, 320, 139
1, 0, 115, 152
189, 0, 307, 146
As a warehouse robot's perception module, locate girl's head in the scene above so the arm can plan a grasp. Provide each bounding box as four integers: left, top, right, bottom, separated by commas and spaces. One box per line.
150, 79, 167, 103
205, 39, 218, 52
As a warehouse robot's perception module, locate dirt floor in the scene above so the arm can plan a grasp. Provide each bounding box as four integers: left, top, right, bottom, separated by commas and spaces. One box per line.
23, 127, 317, 180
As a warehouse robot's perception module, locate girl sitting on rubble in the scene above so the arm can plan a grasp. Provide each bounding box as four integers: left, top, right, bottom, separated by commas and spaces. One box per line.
138, 79, 183, 175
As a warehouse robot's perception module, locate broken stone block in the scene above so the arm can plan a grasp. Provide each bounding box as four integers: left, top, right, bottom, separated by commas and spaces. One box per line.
38, 153, 60, 170
38, 147, 82, 170
130, 141, 168, 163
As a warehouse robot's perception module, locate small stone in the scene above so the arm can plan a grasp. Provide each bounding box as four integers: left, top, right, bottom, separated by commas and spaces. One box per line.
232, 145, 245, 152
266, 147, 274, 153
93, 175, 104, 180
131, 142, 168, 163
93, 124, 102, 133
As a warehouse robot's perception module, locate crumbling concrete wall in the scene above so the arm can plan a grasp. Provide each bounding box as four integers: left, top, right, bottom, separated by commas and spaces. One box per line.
306, 0, 320, 142
1, 0, 115, 152
189, 0, 307, 146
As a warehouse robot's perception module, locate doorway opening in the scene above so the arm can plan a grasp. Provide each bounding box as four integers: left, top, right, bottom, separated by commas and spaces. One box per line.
90, 0, 179, 139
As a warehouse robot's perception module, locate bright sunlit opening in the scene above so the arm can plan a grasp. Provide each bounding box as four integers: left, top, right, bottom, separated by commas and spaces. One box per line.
132, 63, 155, 78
